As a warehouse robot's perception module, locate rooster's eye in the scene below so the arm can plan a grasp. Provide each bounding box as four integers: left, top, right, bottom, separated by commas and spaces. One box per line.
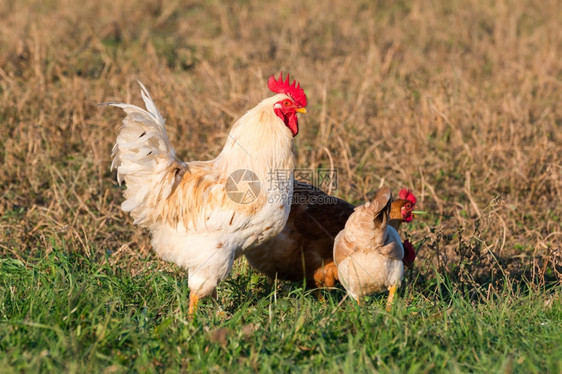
283, 100, 292, 106
405, 203, 412, 209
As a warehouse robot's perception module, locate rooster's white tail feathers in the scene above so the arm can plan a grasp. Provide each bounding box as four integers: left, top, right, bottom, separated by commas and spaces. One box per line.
108, 82, 183, 226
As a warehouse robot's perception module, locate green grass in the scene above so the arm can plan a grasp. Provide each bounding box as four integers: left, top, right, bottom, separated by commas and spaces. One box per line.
2, 250, 560, 373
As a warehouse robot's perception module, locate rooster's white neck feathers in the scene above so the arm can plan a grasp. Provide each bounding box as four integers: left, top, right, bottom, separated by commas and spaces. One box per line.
216, 94, 296, 178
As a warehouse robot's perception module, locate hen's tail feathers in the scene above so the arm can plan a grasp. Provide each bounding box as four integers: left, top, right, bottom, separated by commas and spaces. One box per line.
106, 82, 184, 226
366, 185, 392, 217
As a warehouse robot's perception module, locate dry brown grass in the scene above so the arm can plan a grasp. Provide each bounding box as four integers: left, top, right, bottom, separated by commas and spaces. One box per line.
1, 0, 560, 285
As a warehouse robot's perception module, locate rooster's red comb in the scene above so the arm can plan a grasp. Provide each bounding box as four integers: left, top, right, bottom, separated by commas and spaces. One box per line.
268, 72, 307, 108
399, 188, 417, 205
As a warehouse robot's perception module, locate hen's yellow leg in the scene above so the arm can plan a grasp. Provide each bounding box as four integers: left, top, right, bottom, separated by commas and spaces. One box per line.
386, 285, 397, 311
188, 292, 199, 318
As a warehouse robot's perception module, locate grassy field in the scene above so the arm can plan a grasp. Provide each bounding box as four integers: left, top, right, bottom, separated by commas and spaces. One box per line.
1, 0, 561, 372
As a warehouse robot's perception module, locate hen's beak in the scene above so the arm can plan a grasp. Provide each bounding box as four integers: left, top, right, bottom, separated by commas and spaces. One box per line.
295, 107, 307, 114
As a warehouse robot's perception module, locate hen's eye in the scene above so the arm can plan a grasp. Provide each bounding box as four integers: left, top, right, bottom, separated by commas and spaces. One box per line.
283, 100, 292, 106
405, 203, 412, 209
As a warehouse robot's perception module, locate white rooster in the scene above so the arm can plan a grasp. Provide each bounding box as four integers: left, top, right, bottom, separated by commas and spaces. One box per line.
106, 73, 307, 315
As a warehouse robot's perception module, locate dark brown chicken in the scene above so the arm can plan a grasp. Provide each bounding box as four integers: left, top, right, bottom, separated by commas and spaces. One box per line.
244, 182, 417, 288
244, 181, 352, 288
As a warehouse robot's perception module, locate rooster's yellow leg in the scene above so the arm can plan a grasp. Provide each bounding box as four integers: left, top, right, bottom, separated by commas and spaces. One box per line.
188, 292, 199, 318
386, 285, 397, 311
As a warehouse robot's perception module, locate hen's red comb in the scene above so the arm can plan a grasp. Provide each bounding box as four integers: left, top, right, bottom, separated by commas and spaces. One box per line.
268, 72, 307, 108
399, 188, 417, 205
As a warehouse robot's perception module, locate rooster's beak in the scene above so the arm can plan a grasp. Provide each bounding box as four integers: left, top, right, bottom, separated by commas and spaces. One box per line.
295, 107, 307, 114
